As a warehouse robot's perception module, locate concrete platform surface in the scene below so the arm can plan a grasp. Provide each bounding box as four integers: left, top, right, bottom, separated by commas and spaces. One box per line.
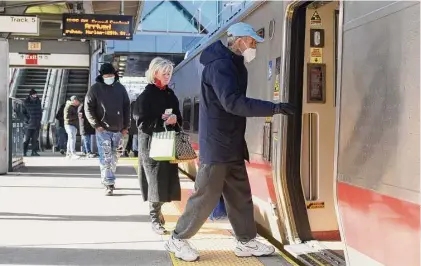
0, 156, 295, 266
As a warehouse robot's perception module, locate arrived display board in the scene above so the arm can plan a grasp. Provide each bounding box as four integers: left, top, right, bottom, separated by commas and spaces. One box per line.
62, 14, 133, 40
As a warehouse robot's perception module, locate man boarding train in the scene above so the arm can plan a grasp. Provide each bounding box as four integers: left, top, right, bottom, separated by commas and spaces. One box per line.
165, 22, 295, 262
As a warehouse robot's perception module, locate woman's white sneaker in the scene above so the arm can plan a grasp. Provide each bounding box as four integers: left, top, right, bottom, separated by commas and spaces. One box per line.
234, 238, 276, 257
164, 236, 199, 262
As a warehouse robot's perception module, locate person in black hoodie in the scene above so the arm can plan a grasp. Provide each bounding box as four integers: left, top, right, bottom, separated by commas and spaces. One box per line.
78, 102, 96, 158
133, 57, 182, 235
55, 103, 67, 155
129, 100, 138, 157
22, 89, 42, 156
84, 63, 130, 196
165, 22, 295, 262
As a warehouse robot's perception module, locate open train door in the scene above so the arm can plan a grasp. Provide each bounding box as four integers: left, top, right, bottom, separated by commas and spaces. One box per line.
271, 1, 347, 265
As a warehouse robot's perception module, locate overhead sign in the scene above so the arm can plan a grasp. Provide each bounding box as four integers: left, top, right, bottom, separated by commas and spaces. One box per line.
0, 15, 39, 34
28, 42, 41, 51
9, 53, 89, 68
62, 14, 133, 40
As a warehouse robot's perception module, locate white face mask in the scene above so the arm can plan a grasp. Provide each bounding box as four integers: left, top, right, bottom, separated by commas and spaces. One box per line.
242, 48, 256, 63
104, 77, 114, 85
241, 39, 257, 63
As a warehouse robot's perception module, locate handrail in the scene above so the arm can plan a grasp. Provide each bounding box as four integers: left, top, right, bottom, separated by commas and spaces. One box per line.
8, 68, 20, 98
9, 96, 24, 104
41, 69, 52, 109
9, 68, 17, 88
49, 69, 64, 123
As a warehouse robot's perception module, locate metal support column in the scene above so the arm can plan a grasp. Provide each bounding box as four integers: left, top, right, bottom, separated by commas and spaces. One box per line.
0, 39, 9, 174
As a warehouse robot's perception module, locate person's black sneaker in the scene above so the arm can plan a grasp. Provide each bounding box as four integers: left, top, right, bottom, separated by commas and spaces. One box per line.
105, 185, 115, 196
31, 151, 40, 156
152, 222, 167, 235
60, 149, 65, 155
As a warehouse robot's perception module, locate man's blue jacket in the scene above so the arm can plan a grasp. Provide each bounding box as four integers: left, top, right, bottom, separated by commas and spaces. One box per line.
198, 40, 275, 164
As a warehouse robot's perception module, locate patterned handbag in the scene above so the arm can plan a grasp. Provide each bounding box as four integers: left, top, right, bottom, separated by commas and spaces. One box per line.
170, 130, 197, 164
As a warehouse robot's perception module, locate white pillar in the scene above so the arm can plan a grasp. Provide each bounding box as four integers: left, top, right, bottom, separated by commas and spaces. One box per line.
0, 39, 9, 174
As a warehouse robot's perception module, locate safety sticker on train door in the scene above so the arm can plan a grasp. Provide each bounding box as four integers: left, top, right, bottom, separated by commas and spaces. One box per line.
306, 201, 325, 209
273, 57, 281, 100
310, 48, 323, 63
310, 10, 322, 27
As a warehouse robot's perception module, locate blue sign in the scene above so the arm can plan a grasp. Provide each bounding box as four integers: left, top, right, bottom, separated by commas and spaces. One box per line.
268, 60, 273, 80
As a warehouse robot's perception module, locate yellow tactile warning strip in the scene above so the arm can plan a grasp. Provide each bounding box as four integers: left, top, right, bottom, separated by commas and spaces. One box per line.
129, 159, 297, 265
161, 202, 266, 266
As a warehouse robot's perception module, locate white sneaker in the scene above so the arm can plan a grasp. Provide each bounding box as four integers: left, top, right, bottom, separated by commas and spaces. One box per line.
164, 236, 199, 262
70, 154, 80, 160
234, 238, 276, 257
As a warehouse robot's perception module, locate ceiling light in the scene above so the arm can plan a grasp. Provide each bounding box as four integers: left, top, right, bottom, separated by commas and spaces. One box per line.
118, 62, 126, 66
120, 56, 128, 61
119, 66, 125, 70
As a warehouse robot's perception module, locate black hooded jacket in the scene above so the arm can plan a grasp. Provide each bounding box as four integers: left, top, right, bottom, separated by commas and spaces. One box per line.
23, 96, 42, 129
84, 74, 130, 132
78, 103, 95, 135
133, 84, 182, 135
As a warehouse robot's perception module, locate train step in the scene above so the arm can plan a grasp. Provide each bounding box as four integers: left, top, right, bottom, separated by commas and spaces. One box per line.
284, 241, 346, 266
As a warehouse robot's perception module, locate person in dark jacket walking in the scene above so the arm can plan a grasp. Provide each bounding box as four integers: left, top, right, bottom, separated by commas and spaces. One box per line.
55, 103, 67, 155
85, 63, 130, 196
165, 22, 295, 262
23, 89, 42, 156
133, 57, 182, 235
78, 102, 96, 158
64, 96, 80, 159
129, 100, 138, 157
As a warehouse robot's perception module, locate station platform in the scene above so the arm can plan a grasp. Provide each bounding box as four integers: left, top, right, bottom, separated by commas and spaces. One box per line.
0, 154, 297, 266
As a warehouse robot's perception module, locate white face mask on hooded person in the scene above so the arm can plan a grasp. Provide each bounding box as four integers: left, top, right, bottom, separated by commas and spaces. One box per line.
241, 40, 257, 63
103, 76, 115, 85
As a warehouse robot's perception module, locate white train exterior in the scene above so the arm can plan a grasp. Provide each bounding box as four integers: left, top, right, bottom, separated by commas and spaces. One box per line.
171, 1, 420, 265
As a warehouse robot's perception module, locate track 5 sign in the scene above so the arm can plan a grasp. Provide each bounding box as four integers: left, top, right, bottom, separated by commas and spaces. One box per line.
62, 14, 133, 40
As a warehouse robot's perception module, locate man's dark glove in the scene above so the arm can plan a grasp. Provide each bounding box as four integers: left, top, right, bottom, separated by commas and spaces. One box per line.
273, 103, 296, 115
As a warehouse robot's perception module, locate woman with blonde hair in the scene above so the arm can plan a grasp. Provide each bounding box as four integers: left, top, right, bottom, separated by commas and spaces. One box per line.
133, 57, 182, 235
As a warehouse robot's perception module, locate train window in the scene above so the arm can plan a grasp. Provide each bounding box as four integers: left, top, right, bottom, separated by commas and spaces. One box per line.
182, 98, 192, 131
193, 97, 199, 132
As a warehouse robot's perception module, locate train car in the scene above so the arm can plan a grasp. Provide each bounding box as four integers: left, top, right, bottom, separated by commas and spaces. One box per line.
171, 1, 420, 265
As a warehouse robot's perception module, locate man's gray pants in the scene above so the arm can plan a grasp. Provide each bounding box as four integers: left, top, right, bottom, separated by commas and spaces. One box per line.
173, 162, 257, 242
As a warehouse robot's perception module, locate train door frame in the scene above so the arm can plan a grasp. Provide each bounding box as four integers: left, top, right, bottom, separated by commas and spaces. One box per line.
332, 1, 351, 264
284, 1, 315, 242
274, 1, 314, 244
279, 0, 350, 250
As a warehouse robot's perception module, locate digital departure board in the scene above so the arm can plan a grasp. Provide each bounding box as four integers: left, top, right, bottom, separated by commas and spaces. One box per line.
62, 14, 133, 40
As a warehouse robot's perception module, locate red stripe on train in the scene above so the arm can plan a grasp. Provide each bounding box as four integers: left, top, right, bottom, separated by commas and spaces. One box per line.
337, 182, 420, 266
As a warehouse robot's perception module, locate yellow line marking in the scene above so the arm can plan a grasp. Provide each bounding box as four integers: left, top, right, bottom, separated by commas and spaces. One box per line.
305, 253, 327, 266
278, 250, 300, 266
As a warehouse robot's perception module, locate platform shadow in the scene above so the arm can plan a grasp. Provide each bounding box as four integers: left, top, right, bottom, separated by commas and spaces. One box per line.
0, 246, 172, 266
0, 212, 150, 223
16, 165, 137, 179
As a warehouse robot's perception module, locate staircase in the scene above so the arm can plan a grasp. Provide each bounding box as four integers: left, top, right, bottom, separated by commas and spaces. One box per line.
15, 69, 49, 100
65, 69, 89, 101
